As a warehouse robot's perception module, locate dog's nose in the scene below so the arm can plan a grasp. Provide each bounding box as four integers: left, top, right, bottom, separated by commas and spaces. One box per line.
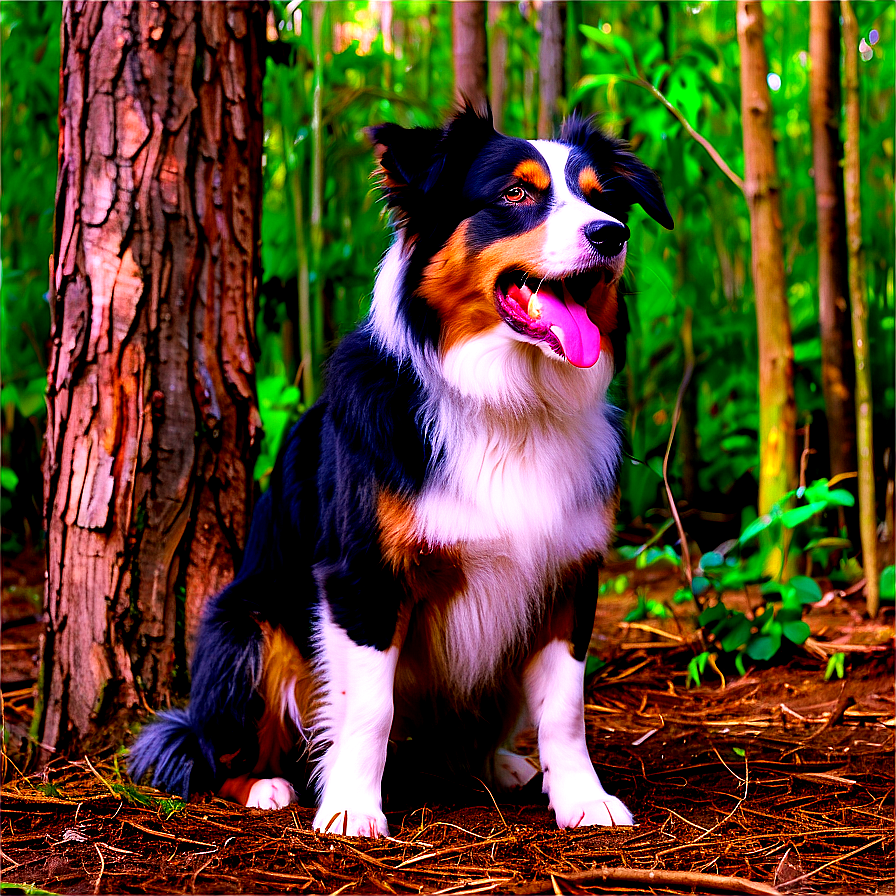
584, 221, 630, 256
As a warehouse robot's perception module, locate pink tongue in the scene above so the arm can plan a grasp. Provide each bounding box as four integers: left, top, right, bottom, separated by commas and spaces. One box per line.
531, 283, 601, 368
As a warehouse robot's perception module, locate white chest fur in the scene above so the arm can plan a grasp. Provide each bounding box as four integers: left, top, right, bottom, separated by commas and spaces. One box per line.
408, 337, 622, 692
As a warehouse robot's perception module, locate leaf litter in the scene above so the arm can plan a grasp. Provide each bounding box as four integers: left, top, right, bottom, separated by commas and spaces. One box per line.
2, 557, 893, 895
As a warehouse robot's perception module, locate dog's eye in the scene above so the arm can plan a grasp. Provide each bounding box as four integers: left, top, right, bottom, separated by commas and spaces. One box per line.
503, 186, 528, 204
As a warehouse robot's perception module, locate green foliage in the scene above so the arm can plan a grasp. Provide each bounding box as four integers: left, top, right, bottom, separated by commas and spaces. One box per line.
824, 652, 846, 681
624, 590, 671, 622
880, 565, 895, 602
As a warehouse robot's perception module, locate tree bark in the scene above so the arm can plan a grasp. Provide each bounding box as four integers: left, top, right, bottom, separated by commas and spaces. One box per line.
841, 0, 879, 616
809, 1, 856, 489
487, 1, 507, 133
42, 1, 265, 754
538, 0, 565, 139
452, 1, 488, 110
737, 2, 797, 571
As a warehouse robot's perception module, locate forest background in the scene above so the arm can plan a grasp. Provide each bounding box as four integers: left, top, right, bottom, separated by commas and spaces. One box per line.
1, 1, 894, 752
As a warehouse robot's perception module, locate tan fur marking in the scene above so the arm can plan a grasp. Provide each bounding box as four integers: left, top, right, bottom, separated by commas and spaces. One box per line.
513, 158, 551, 192
579, 167, 603, 195
216, 625, 313, 802
418, 220, 554, 354
218, 774, 261, 805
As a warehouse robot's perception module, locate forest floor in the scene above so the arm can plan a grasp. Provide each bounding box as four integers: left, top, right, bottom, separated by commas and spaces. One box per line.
1, 550, 894, 896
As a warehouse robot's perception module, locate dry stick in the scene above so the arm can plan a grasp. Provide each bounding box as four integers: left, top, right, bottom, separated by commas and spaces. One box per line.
662, 307, 696, 596
515, 867, 782, 896
93, 842, 105, 896
779, 836, 886, 889
124, 820, 217, 849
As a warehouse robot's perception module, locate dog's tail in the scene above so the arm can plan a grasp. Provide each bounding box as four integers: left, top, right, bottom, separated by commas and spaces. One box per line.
129, 492, 277, 798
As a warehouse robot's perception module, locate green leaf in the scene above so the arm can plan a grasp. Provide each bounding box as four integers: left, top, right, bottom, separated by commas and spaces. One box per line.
824, 489, 856, 508
579, 25, 638, 76
700, 551, 724, 569
732, 747, 746, 758
739, 514, 773, 543
745, 629, 781, 661
0, 467, 19, 492
734, 652, 747, 676
691, 575, 712, 597
824, 652, 846, 681
720, 615, 753, 652
881, 566, 895, 602
790, 576, 823, 605
672, 588, 692, 604
699, 603, 727, 626
687, 651, 710, 687
781, 619, 811, 645
780, 502, 827, 528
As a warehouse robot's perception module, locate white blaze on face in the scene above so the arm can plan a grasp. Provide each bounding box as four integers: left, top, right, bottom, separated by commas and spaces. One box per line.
528, 140, 628, 277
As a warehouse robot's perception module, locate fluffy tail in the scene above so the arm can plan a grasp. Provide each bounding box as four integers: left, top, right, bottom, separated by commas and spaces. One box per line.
129, 493, 277, 798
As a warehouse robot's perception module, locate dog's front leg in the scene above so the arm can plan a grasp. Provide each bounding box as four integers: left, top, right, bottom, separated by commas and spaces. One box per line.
523, 638, 632, 828
312, 606, 398, 837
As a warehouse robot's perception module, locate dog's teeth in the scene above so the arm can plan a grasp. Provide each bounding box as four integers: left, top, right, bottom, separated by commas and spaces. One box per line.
528, 296, 543, 319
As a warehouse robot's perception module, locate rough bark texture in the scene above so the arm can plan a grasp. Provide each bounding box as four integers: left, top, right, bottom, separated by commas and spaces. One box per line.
841, 0, 879, 616
42, 1, 265, 753
537, 0, 565, 139
736, 3, 797, 540
452, 1, 488, 110
809, 1, 856, 485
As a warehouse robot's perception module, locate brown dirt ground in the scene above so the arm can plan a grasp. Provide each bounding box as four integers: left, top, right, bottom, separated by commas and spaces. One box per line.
2, 552, 894, 896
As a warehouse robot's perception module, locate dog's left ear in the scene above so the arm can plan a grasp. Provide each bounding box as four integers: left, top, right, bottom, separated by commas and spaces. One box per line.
560, 115, 674, 231
612, 151, 674, 231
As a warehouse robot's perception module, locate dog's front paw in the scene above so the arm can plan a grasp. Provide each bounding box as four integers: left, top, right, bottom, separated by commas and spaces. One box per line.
246, 777, 297, 810
553, 795, 633, 829
313, 806, 389, 838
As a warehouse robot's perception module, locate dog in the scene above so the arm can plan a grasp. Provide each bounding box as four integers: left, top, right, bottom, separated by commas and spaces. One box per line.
129, 104, 672, 837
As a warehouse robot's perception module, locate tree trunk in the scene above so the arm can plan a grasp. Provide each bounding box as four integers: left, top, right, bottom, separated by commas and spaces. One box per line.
538, 0, 565, 139
41, 1, 265, 754
487, 1, 507, 133
809, 1, 857, 491
452, 1, 488, 109
737, 1, 797, 571
841, 0, 879, 616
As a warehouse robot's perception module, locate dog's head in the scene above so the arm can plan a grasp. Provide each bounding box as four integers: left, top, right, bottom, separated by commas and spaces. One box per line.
367, 104, 672, 376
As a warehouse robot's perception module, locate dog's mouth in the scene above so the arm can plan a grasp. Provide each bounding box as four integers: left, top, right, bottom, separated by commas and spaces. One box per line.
495, 268, 614, 369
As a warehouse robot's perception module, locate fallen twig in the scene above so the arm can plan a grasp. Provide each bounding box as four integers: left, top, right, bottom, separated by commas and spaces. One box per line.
515, 866, 782, 896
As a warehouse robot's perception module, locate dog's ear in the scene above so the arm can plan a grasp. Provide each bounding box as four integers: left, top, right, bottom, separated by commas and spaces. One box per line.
560, 114, 674, 231
611, 151, 674, 231
365, 123, 446, 223
367, 102, 496, 231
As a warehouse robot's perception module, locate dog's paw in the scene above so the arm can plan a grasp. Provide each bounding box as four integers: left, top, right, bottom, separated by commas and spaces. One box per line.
313, 806, 389, 838
246, 777, 297, 810
493, 748, 540, 790
554, 795, 633, 829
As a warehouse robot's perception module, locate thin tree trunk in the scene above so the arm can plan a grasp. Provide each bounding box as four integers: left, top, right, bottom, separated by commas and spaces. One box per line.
841, 0, 879, 616
488, 1, 507, 133
42, 1, 265, 754
737, 1, 797, 573
309, 0, 326, 403
538, 0, 565, 139
809, 1, 857, 492
452, 1, 488, 109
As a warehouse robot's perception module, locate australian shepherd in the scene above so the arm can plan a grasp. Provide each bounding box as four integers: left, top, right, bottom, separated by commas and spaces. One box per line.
129, 105, 672, 837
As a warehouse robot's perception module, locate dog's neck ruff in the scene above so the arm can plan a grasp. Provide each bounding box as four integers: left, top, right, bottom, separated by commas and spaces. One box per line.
369, 239, 615, 414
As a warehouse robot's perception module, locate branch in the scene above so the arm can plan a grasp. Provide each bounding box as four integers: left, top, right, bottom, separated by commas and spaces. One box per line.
619, 74, 745, 194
